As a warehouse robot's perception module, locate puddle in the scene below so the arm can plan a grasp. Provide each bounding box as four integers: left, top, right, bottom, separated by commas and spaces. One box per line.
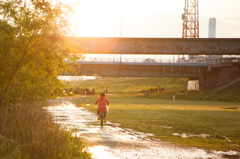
46, 99, 239, 159
173, 133, 210, 138
223, 107, 240, 110
159, 126, 172, 129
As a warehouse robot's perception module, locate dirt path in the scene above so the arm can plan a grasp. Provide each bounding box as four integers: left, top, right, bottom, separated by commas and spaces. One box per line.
46, 99, 239, 159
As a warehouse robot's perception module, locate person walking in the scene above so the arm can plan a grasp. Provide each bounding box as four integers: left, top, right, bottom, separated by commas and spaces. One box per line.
95, 92, 109, 123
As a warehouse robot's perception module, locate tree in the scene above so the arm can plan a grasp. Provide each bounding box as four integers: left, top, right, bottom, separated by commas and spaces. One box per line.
0, 0, 83, 105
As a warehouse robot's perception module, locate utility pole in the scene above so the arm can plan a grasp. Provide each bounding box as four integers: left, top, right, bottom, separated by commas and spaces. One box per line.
182, 0, 199, 38
120, 9, 122, 63
182, 0, 201, 90
114, 18, 116, 37
114, 18, 116, 62
182, 0, 199, 60
121, 9, 122, 38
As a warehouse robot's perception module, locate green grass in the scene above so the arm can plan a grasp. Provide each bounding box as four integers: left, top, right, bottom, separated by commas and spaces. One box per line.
67, 77, 240, 102
72, 95, 240, 152
151, 90, 240, 102
67, 77, 188, 94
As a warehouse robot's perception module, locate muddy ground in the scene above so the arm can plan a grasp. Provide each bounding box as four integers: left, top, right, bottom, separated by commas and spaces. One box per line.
45, 98, 240, 159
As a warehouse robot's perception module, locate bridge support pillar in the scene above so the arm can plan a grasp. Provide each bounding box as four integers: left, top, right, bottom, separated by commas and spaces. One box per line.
199, 76, 206, 90
204, 66, 240, 89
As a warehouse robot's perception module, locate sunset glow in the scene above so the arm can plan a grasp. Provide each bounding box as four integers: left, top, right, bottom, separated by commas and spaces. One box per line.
71, 0, 183, 37
70, 0, 240, 38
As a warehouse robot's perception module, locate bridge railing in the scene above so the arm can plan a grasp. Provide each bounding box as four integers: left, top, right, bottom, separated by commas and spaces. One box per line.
207, 58, 240, 69
78, 57, 240, 65
79, 57, 208, 64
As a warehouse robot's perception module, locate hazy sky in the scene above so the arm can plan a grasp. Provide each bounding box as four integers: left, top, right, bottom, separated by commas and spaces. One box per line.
73, 0, 240, 38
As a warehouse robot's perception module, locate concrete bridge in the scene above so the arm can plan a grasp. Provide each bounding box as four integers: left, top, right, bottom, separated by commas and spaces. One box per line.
76, 62, 207, 78
76, 37, 240, 55
61, 37, 240, 90
63, 58, 240, 90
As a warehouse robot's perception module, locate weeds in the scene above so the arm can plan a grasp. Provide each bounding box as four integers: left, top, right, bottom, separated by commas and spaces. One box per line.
0, 99, 92, 159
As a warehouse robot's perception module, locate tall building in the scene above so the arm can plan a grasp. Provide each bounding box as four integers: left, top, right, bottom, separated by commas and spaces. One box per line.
208, 18, 216, 38
207, 18, 222, 58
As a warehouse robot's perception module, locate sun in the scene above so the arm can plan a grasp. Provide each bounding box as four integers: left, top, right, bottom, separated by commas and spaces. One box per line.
71, 0, 125, 37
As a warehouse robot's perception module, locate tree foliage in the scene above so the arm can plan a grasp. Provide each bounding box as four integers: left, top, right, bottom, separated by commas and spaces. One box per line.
0, 0, 83, 104
0, 1, 92, 158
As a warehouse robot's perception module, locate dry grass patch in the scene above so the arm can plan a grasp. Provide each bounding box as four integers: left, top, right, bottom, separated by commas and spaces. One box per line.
0, 101, 92, 159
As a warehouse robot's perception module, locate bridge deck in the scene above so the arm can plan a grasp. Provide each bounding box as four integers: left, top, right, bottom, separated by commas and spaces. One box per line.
77, 61, 208, 67
64, 61, 207, 78
76, 37, 240, 55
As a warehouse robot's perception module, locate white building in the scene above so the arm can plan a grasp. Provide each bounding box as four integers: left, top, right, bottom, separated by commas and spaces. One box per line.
207, 18, 222, 59
208, 18, 216, 38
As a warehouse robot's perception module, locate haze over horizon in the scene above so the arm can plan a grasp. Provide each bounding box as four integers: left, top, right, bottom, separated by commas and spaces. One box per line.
72, 0, 240, 38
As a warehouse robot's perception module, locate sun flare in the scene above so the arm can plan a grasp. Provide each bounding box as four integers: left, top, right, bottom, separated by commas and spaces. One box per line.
71, 0, 126, 37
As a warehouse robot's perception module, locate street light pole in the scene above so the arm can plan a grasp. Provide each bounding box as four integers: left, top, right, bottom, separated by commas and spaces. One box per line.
114, 18, 116, 62
120, 9, 122, 63
114, 18, 116, 37
121, 9, 122, 38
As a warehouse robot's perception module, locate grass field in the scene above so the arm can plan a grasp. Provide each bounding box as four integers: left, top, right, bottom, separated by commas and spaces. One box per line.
67, 77, 188, 94
72, 95, 240, 152
66, 77, 240, 102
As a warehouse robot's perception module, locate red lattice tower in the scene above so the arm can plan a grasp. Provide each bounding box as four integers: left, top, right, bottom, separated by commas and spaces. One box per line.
182, 0, 199, 38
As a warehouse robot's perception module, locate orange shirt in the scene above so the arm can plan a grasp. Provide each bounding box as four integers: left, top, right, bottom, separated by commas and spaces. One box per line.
95, 96, 109, 112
